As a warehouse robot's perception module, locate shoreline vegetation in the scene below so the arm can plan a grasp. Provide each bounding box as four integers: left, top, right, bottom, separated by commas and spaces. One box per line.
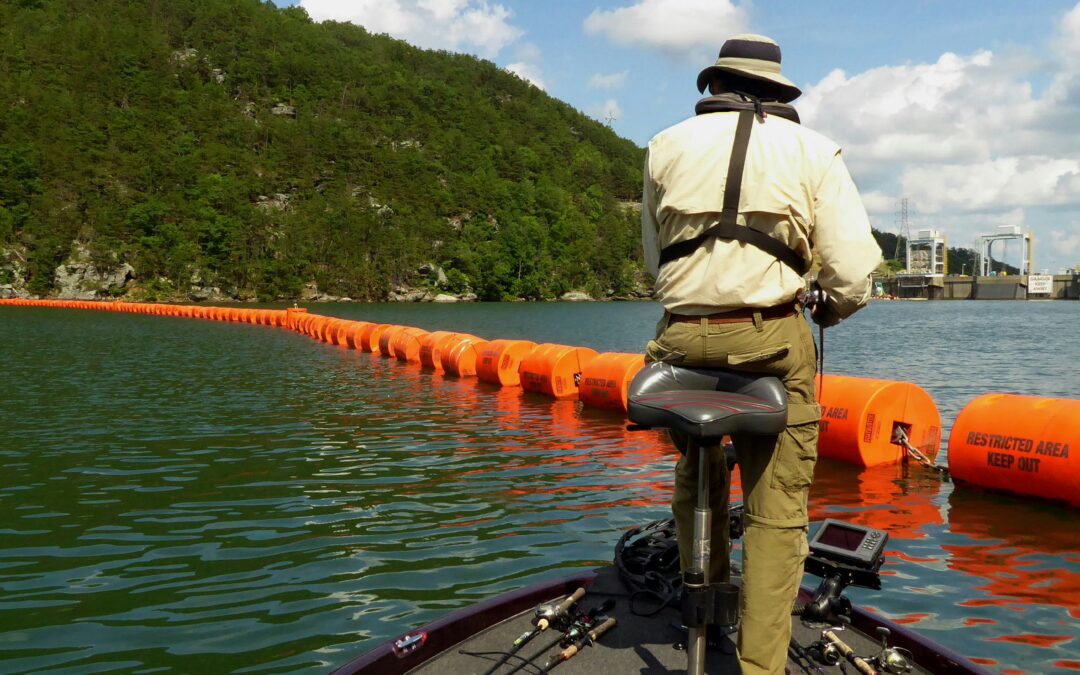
0, 1, 998, 306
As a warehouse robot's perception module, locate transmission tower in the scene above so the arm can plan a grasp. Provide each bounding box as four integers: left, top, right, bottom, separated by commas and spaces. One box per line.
894, 197, 913, 266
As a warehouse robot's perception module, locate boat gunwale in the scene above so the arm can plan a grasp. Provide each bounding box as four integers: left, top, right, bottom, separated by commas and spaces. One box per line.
331, 567, 991, 675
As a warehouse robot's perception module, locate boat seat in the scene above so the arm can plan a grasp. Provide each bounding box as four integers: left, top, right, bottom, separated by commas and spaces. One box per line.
627, 362, 788, 442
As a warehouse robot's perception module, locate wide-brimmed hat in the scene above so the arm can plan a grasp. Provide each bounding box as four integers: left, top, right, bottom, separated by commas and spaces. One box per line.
696, 34, 801, 102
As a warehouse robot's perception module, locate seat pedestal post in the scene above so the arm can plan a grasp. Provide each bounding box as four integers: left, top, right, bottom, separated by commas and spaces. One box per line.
686, 439, 712, 675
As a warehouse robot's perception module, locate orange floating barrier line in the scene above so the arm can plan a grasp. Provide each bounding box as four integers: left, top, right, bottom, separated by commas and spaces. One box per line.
345, 321, 371, 349
307, 315, 328, 340
816, 374, 941, 467
391, 327, 429, 362
377, 325, 407, 357
285, 307, 308, 330
334, 319, 355, 346
578, 352, 646, 412
519, 343, 598, 399
324, 318, 348, 345
418, 331, 457, 371
476, 339, 537, 387
358, 323, 389, 353
441, 334, 487, 377
948, 394, 1079, 507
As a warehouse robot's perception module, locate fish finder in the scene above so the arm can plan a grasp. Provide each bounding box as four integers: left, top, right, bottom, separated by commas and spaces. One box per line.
801, 519, 889, 624
808, 519, 888, 570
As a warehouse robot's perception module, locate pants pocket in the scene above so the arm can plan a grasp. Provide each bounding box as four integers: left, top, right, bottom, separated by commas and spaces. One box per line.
645, 339, 686, 364
770, 422, 818, 491
726, 342, 791, 366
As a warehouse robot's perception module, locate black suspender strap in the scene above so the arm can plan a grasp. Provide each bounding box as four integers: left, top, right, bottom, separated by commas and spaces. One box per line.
657, 110, 809, 275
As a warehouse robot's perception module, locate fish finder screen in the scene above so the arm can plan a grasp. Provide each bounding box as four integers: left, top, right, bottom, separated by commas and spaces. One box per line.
816, 522, 865, 551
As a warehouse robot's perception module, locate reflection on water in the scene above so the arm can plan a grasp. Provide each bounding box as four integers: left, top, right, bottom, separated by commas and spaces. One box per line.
0, 302, 1078, 673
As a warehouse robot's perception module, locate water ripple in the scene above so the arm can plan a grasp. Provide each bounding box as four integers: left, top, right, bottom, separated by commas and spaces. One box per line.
0, 303, 1077, 673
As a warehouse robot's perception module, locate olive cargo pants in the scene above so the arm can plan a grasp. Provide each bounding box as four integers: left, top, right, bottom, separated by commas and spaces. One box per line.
646, 310, 821, 675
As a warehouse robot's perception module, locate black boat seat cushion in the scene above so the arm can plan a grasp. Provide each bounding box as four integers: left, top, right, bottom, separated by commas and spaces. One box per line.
627, 362, 788, 441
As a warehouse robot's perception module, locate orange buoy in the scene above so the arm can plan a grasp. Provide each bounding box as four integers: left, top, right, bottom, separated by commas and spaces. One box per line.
316, 317, 336, 342
377, 325, 407, 357
519, 343, 598, 399
356, 323, 383, 352
345, 322, 371, 350
476, 339, 537, 387
337, 321, 357, 347
578, 352, 646, 412
330, 319, 351, 346
441, 334, 487, 377
948, 394, 1079, 506
307, 315, 328, 340
285, 307, 308, 329
391, 327, 429, 362
418, 331, 456, 371
816, 374, 941, 467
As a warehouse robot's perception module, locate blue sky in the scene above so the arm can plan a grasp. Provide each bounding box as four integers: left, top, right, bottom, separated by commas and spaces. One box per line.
274, 1, 1080, 273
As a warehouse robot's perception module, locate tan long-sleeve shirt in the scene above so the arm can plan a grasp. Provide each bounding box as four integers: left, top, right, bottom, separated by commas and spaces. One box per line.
642, 110, 882, 318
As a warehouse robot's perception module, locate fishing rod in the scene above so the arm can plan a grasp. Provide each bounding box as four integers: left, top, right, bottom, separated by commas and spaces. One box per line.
500, 599, 615, 675
538, 616, 616, 673
824, 629, 878, 675
801, 283, 827, 400
479, 588, 586, 675
557, 599, 615, 648
789, 637, 825, 674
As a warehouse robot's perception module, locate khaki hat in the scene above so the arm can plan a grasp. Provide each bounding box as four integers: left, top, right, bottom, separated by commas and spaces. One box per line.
696, 34, 801, 102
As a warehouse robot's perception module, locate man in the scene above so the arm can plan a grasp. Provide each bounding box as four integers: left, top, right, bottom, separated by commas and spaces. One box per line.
641, 34, 882, 674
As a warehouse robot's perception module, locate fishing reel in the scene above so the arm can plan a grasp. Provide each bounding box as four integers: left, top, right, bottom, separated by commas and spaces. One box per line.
799, 283, 824, 312
533, 601, 575, 633
874, 627, 913, 674
532, 587, 586, 632
558, 599, 615, 647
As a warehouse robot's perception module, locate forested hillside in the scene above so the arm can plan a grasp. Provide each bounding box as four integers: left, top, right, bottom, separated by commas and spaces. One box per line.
0, 0, 645, 301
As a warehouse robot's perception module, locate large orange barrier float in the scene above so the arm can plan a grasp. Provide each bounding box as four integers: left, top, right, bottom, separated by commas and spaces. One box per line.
948, 394, 1079, 506
441, 334, 486, 377
285, 307, 308, 329
418, 331, 457, 371
577, 352, 646, 412
476, 339, 536, 387
331, 319, 353, 346
391, 327, 429, 362
345, 321, 371, 350
377, 325, 407, 357
519, 343, 598, 399
815, 374, 941, 467
360, 323, 390, 353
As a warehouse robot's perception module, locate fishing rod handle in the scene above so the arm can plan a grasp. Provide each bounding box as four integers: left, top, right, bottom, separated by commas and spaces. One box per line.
556, 617, 617, 663
587, 616, 617, 642
824, 630, 878, 675
539, 588, 586, 630
555, 587, 586, 615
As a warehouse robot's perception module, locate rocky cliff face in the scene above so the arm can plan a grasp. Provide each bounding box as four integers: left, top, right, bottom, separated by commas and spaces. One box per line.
52, 244, 134, 300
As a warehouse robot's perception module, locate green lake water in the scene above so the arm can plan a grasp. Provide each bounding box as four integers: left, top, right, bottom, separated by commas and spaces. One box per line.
1, 300, 1078, 673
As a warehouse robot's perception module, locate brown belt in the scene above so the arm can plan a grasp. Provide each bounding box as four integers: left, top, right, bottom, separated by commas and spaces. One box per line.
669, 302, 798, 325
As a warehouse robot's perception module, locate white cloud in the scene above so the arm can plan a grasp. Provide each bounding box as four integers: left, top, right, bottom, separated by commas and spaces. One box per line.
1050, 227, 1080, 257
796, 4, 1080, 271
506, 62, 545, 90
587, 99, 623, 125
589, 71, 628, 90
299, 0, 523, 57
583, 0, 748, 61
515, 42, 541, 63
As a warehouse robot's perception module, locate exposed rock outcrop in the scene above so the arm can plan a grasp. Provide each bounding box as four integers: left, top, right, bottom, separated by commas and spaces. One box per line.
560, 290, 593, 302
53, 244, 133, 300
